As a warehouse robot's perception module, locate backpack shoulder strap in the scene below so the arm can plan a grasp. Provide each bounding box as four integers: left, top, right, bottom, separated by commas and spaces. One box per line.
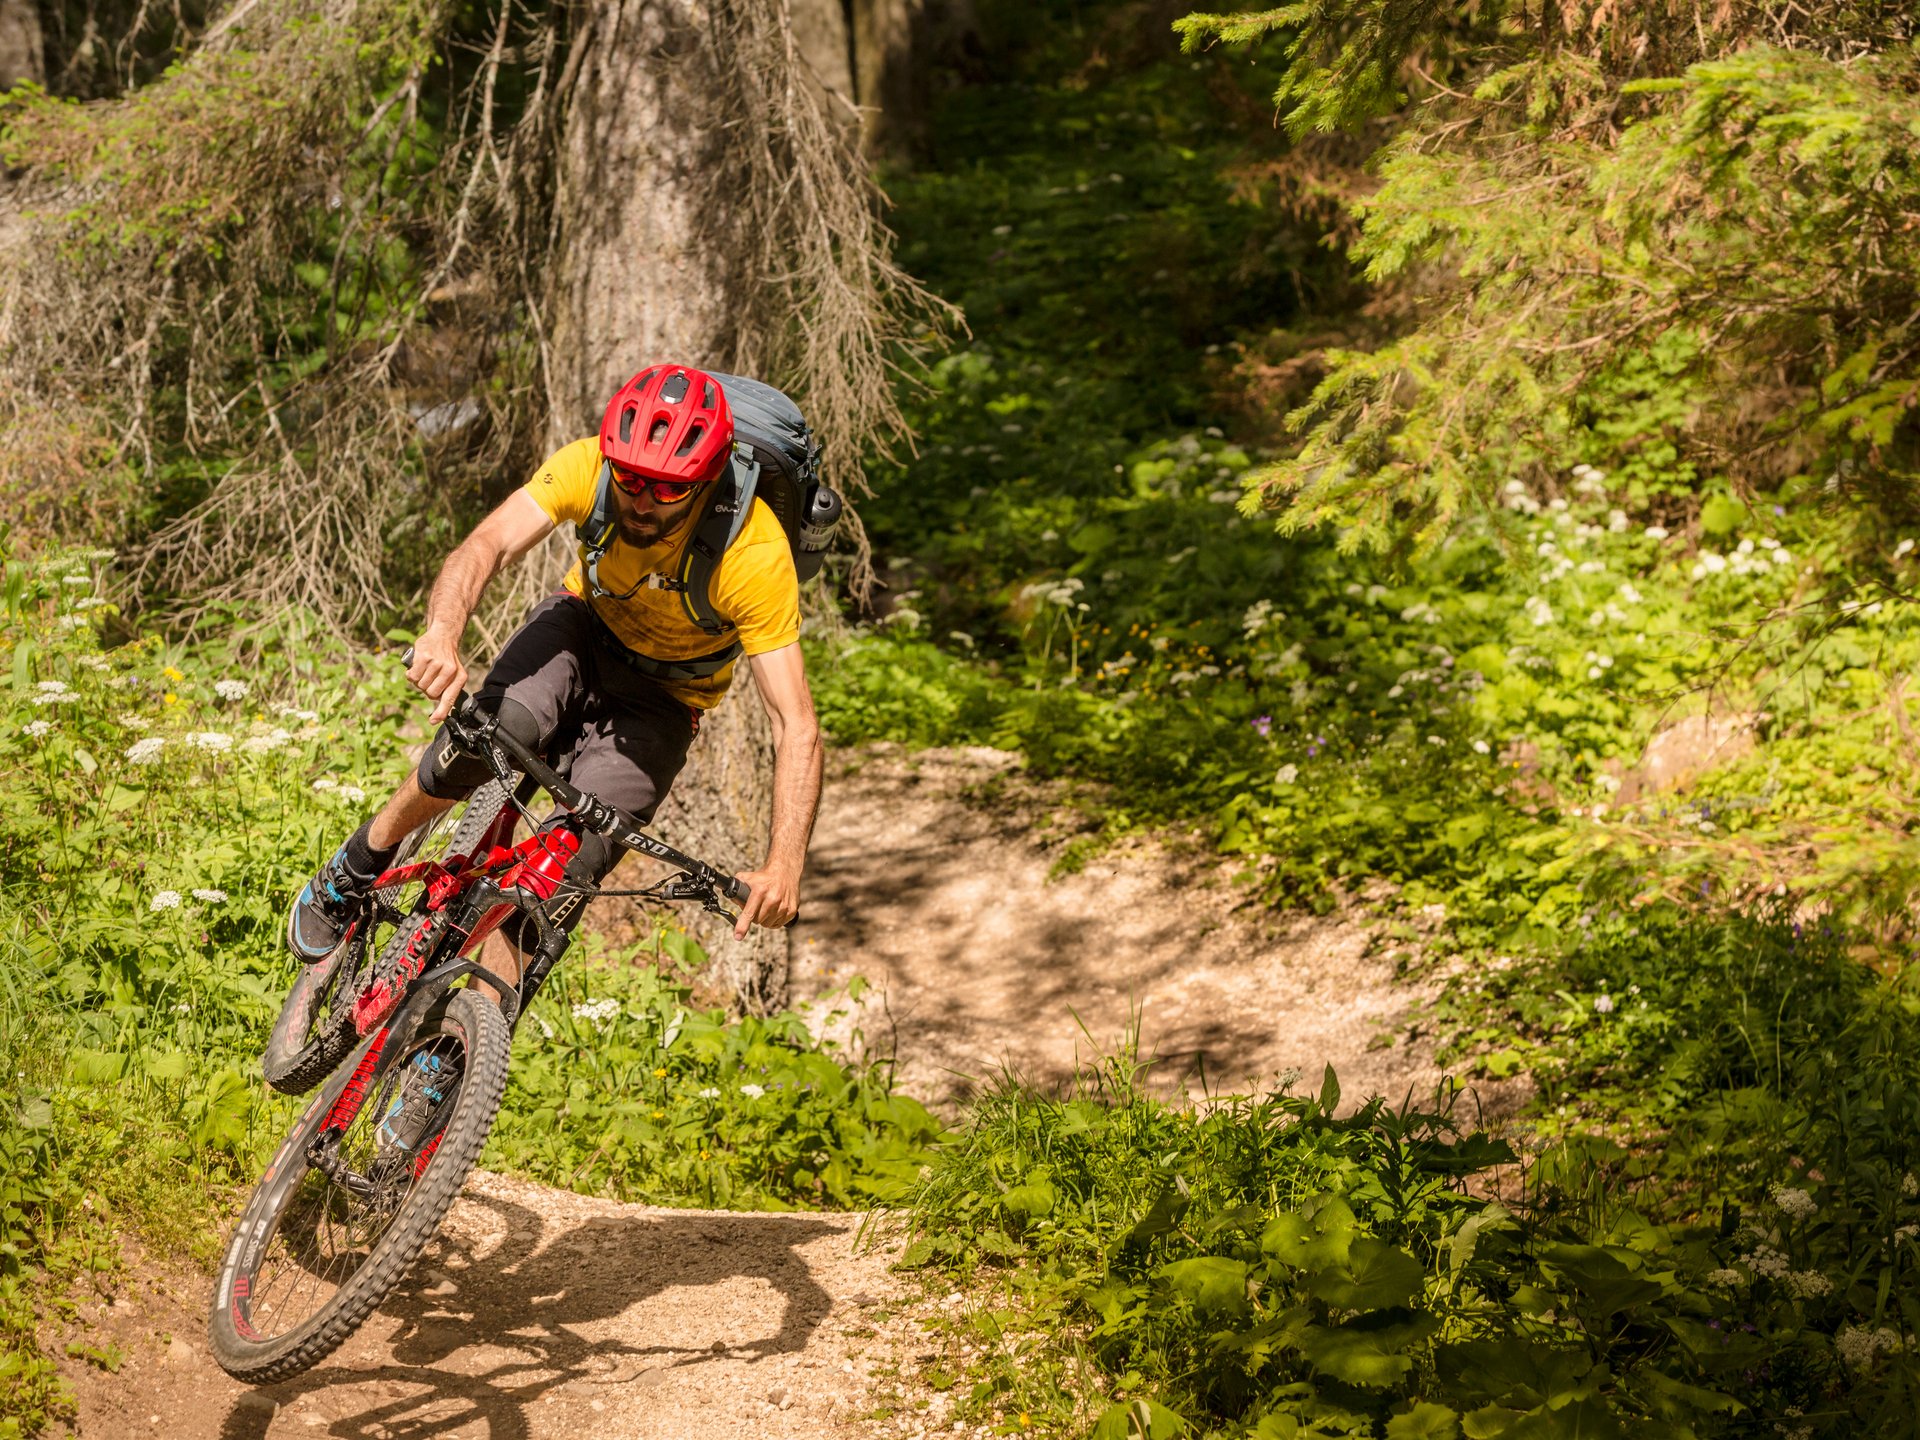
674, 452, 760, 636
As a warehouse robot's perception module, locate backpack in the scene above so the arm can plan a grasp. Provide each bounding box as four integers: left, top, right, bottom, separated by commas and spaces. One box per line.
576, 373, 843, 679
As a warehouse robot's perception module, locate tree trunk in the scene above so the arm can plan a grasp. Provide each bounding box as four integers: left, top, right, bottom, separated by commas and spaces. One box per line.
0, 0, 43, 91
847, 0, 975, 155
544, 0, 793, 1009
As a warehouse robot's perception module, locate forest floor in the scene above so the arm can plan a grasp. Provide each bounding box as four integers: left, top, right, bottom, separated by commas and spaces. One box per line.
53, 744, 1519, 1437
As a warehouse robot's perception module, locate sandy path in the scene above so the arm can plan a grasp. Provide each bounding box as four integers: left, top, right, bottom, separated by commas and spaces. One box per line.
791, 745, 1510, 1118
57, 1171, 926, 1440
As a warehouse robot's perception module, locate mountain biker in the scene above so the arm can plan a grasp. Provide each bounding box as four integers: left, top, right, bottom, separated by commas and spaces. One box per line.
284, 363, 821, 992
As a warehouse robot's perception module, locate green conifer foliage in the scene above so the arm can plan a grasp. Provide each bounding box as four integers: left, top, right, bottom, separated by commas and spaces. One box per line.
1178, 2, 1920, 550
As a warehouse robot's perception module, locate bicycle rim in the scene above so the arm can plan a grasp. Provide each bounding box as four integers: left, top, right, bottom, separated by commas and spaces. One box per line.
211, 988, 510, 1383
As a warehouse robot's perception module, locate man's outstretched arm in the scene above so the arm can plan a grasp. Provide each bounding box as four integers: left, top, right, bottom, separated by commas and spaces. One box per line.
734, 642, 823, 937
409, 490, 555, 721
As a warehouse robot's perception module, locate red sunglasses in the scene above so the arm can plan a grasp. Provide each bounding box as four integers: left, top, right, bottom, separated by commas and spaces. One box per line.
607, 463, 704, 505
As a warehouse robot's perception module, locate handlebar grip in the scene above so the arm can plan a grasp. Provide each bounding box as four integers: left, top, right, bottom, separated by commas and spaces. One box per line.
725, 875, 751, 906
401, 645, 415, 667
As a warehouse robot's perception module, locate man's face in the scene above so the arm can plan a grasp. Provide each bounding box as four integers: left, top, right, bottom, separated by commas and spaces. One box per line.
610, 476, 703, 548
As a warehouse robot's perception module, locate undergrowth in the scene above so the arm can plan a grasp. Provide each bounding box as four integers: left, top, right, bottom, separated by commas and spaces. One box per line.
902, 911, 1920, 1438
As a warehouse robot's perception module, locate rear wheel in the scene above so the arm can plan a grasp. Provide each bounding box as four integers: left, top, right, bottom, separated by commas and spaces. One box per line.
261, 778, 517, 1096
210, 986, 512, 1383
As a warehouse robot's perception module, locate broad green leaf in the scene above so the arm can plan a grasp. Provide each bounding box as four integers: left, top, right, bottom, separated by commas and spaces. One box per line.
1308, 1237, 1425, 1309
1500, 1396, 1626, 1440
1297, 1323, 1415, 1387
1388, 1403, 1460, 1440
1263, 1195, 1356, 1270
1155, 1255, 1250, 1321
1090, 1397, 1188, 1439
1537, 1243, 1665, 1318
1121, 1183, 1191, 1250
1462, 1406, 1526, 1439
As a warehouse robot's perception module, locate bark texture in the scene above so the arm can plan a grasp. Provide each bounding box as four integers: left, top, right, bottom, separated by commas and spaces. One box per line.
848, 0, 975, 153
0, 0, 43, 91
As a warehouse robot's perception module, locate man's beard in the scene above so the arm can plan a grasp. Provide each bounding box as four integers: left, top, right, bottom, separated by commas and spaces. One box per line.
616, 509, 687, 548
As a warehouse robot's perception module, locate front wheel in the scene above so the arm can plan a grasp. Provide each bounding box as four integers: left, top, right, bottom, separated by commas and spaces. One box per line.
210, 986, 511, 1384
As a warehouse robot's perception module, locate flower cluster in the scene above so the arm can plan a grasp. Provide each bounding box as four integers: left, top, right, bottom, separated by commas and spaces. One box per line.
1772, 1184, 1818, 1219
32, 681, 78, 707
571, 997, 621, 1029
1836, 1325, 1907, 1371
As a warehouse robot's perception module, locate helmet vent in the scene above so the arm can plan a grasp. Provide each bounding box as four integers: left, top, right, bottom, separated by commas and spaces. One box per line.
675, 423, 705, 457
649, 418, 670, 445
618, 406, 637, 444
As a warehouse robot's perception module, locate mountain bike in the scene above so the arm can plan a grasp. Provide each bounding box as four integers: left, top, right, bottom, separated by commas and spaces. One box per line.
208, 668, 748, 1384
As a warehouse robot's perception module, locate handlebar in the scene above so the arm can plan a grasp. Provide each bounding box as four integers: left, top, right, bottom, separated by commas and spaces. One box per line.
401, 645, 752, 910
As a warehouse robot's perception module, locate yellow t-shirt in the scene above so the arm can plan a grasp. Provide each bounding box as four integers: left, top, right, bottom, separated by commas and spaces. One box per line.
522, 437, 801, 709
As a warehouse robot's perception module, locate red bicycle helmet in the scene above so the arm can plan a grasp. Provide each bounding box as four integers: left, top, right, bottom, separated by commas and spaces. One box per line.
599, 364, 734, 484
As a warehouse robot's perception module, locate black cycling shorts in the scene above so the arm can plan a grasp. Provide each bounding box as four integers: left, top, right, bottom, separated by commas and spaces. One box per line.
418, 593, 699, 891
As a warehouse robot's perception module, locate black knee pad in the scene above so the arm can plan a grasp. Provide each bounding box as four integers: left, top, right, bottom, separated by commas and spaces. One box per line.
417, 695, 543, 800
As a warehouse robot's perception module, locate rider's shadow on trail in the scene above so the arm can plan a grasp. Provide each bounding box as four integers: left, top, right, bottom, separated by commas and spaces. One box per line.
216, 1188, 849, 1440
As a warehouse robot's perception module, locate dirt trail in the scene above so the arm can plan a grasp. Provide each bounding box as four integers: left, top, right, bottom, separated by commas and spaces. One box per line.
792, 745, 1505, 1118
57, 1171, 926, 1440
59, 744, 1513, 1437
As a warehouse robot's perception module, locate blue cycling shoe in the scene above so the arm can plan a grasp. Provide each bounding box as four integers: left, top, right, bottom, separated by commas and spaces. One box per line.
285, 847, 368, 963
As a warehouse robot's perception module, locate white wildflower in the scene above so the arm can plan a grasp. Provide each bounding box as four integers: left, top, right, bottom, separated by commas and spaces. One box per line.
1593, 994, 1615, 1014
242, 728, 294, 754
1273, 764, 1299, 786
150, 890, 183, 912
1784, 1270, 1832, 1299
274, 705, 320, 722
124, 737, 166, 765
532, 1012, 555, 1040
739, 1083, 766, 1099
191, 889, 228, 904
1524, 596, 1554, 628
1836, 1325, 1904, 1371
1745, 1245, 1791, 1279
337, 785, 367, 804
948, 631, 975, 649
185, 732, 232, 753
73, 597, 109, 611
22, 720, 53, 740
173, 1002, 191, 1015
1705, 1268, 1744, 1288
1472, 739, 1491, 754
1644, 525, 1669, 540
1426, 735, 1446, 746
698, 1087, 720, 1100
213, 680, 250, 702
311, 778, 339, 791
1902, 1172, 1917, 1198
1772, 1185, 1818, 1219
571, 997, 620, 1028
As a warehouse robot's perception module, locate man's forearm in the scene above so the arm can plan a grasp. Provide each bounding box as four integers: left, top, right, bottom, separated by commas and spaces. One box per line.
765, 720, 823, 876
422, 540, 501, 638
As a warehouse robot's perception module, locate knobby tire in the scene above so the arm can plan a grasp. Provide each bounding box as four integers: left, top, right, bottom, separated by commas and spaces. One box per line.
209, 987, 511, 1383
